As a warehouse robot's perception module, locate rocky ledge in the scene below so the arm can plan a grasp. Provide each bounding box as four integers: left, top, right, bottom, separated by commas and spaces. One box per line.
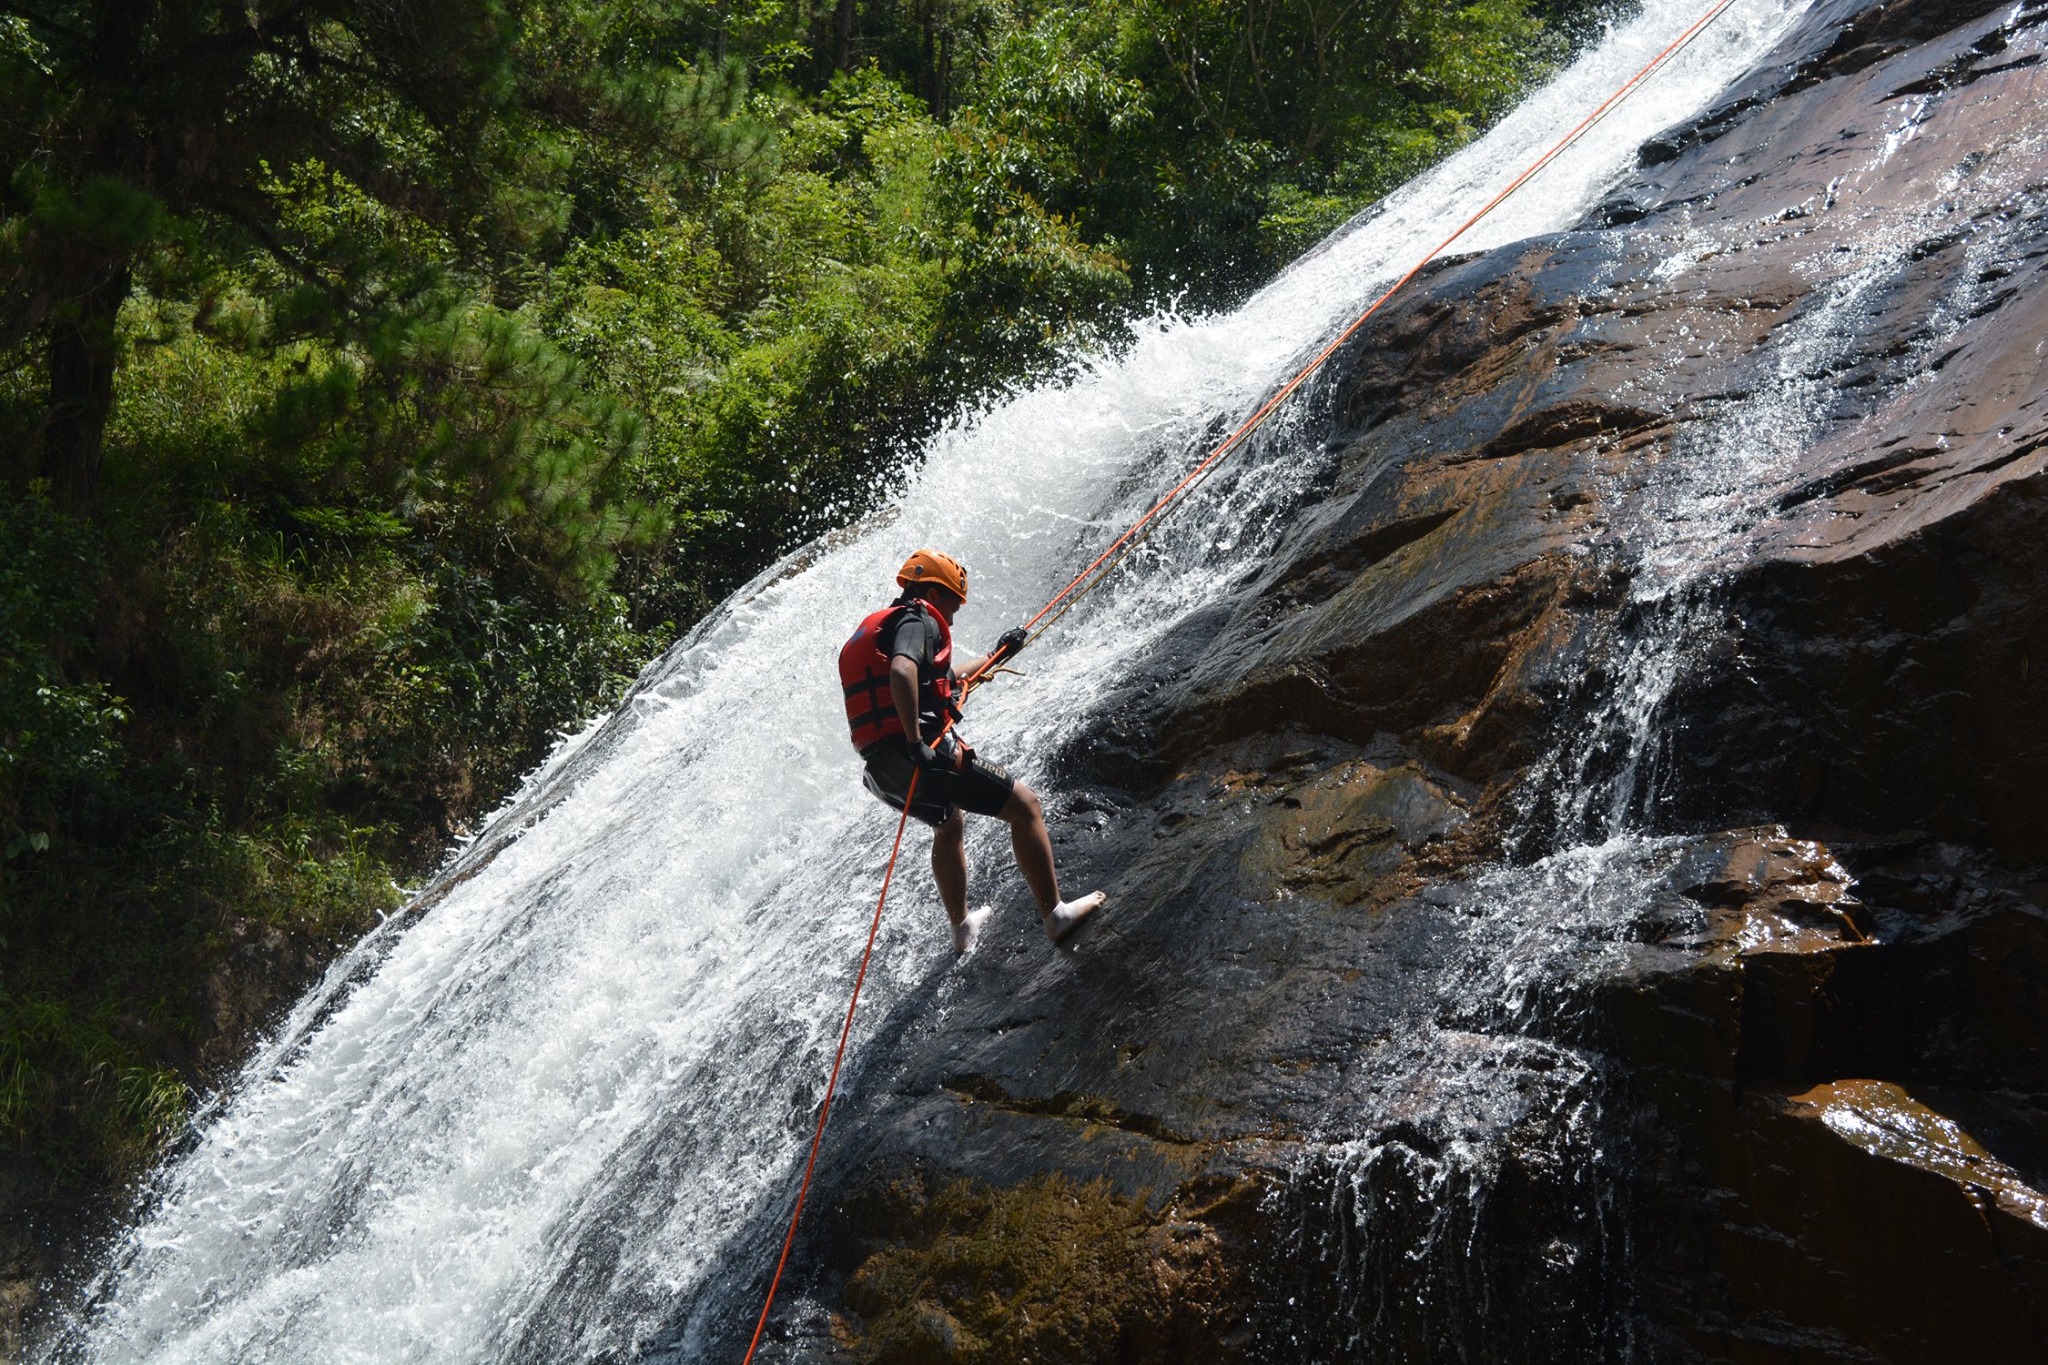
734, 1, 2048, 1360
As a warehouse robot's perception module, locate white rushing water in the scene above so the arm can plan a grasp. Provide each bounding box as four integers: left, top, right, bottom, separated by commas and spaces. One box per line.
53, 3, 1812, 1360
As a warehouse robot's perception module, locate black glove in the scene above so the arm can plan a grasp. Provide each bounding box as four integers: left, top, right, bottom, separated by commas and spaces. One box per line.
911, 740, 946, 771
991, 626, 1029, 664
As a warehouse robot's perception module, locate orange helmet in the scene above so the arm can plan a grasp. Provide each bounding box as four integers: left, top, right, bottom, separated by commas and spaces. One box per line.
896, 548, 968, 601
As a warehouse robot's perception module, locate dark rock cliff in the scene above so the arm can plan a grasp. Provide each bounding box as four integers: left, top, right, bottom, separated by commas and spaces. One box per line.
736, 2, 2048, 1361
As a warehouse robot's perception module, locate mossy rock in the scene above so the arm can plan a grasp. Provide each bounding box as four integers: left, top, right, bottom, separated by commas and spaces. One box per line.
837, 1173, 1238, 1364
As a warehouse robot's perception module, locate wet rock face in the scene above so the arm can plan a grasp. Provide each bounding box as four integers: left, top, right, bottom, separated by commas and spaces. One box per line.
1140, 0, 2048, 855
759, 2, 2048, 1360
1605, 831, 2048, 1360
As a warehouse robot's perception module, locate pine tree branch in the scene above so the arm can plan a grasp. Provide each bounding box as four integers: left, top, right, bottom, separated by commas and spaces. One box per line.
218, 204, 356, 319
0, 1, 86, 44
135, 0, 324, 83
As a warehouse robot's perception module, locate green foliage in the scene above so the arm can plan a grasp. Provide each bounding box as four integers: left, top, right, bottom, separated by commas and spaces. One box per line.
0, 991, 189, 1180
939, 0, 1575, 300
0, 490, 124, 864
0, 297, 650, 1174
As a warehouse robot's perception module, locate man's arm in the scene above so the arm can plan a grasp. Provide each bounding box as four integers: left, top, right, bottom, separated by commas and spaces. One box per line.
888, 654, 924, 745
960, 627, 1029, 686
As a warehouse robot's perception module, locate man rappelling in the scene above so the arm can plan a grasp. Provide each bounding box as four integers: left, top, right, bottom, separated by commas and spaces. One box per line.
840, 550, 1106, 955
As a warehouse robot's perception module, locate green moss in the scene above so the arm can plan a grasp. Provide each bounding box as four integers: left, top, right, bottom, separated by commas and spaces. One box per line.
839, 1174, 1236, 1364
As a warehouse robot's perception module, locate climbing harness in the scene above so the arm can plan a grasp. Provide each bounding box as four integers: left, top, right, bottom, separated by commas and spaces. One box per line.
742, 2, 1741, 1356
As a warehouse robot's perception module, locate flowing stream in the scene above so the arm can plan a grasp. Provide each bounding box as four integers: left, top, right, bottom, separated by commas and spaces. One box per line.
50, 3, 1817, 1360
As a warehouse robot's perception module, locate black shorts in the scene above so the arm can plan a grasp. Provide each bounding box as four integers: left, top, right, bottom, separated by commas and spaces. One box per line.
861, 737, 1015, 829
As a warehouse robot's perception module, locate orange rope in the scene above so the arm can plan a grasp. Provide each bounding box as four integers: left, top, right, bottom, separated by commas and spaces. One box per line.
739, 4, 1738, 1356
739, 773, 918, 1365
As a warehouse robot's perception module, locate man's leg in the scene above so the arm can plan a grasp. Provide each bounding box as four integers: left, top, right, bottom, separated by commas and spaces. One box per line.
932, 810, 968, 926
999, 783, 1105, 942
999, 782, 1060, 912
932, 810, 993, 955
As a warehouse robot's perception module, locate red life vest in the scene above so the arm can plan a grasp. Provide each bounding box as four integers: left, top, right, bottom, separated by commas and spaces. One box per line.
839, 601, 955, 752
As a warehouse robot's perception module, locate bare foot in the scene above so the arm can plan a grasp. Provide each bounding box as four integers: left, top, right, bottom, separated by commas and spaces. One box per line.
1043, 891, 1105, 944
953, 906, 993, 956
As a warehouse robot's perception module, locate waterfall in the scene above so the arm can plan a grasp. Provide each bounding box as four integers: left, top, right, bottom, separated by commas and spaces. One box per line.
49, 3, 1812, 1360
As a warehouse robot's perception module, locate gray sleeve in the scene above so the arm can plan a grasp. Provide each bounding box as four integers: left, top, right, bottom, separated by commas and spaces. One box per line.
885, 612, 938, 668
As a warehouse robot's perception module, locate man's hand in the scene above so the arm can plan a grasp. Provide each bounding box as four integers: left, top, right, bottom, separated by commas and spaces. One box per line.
912, 740, 946, 771
991, 626, 1029, 665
